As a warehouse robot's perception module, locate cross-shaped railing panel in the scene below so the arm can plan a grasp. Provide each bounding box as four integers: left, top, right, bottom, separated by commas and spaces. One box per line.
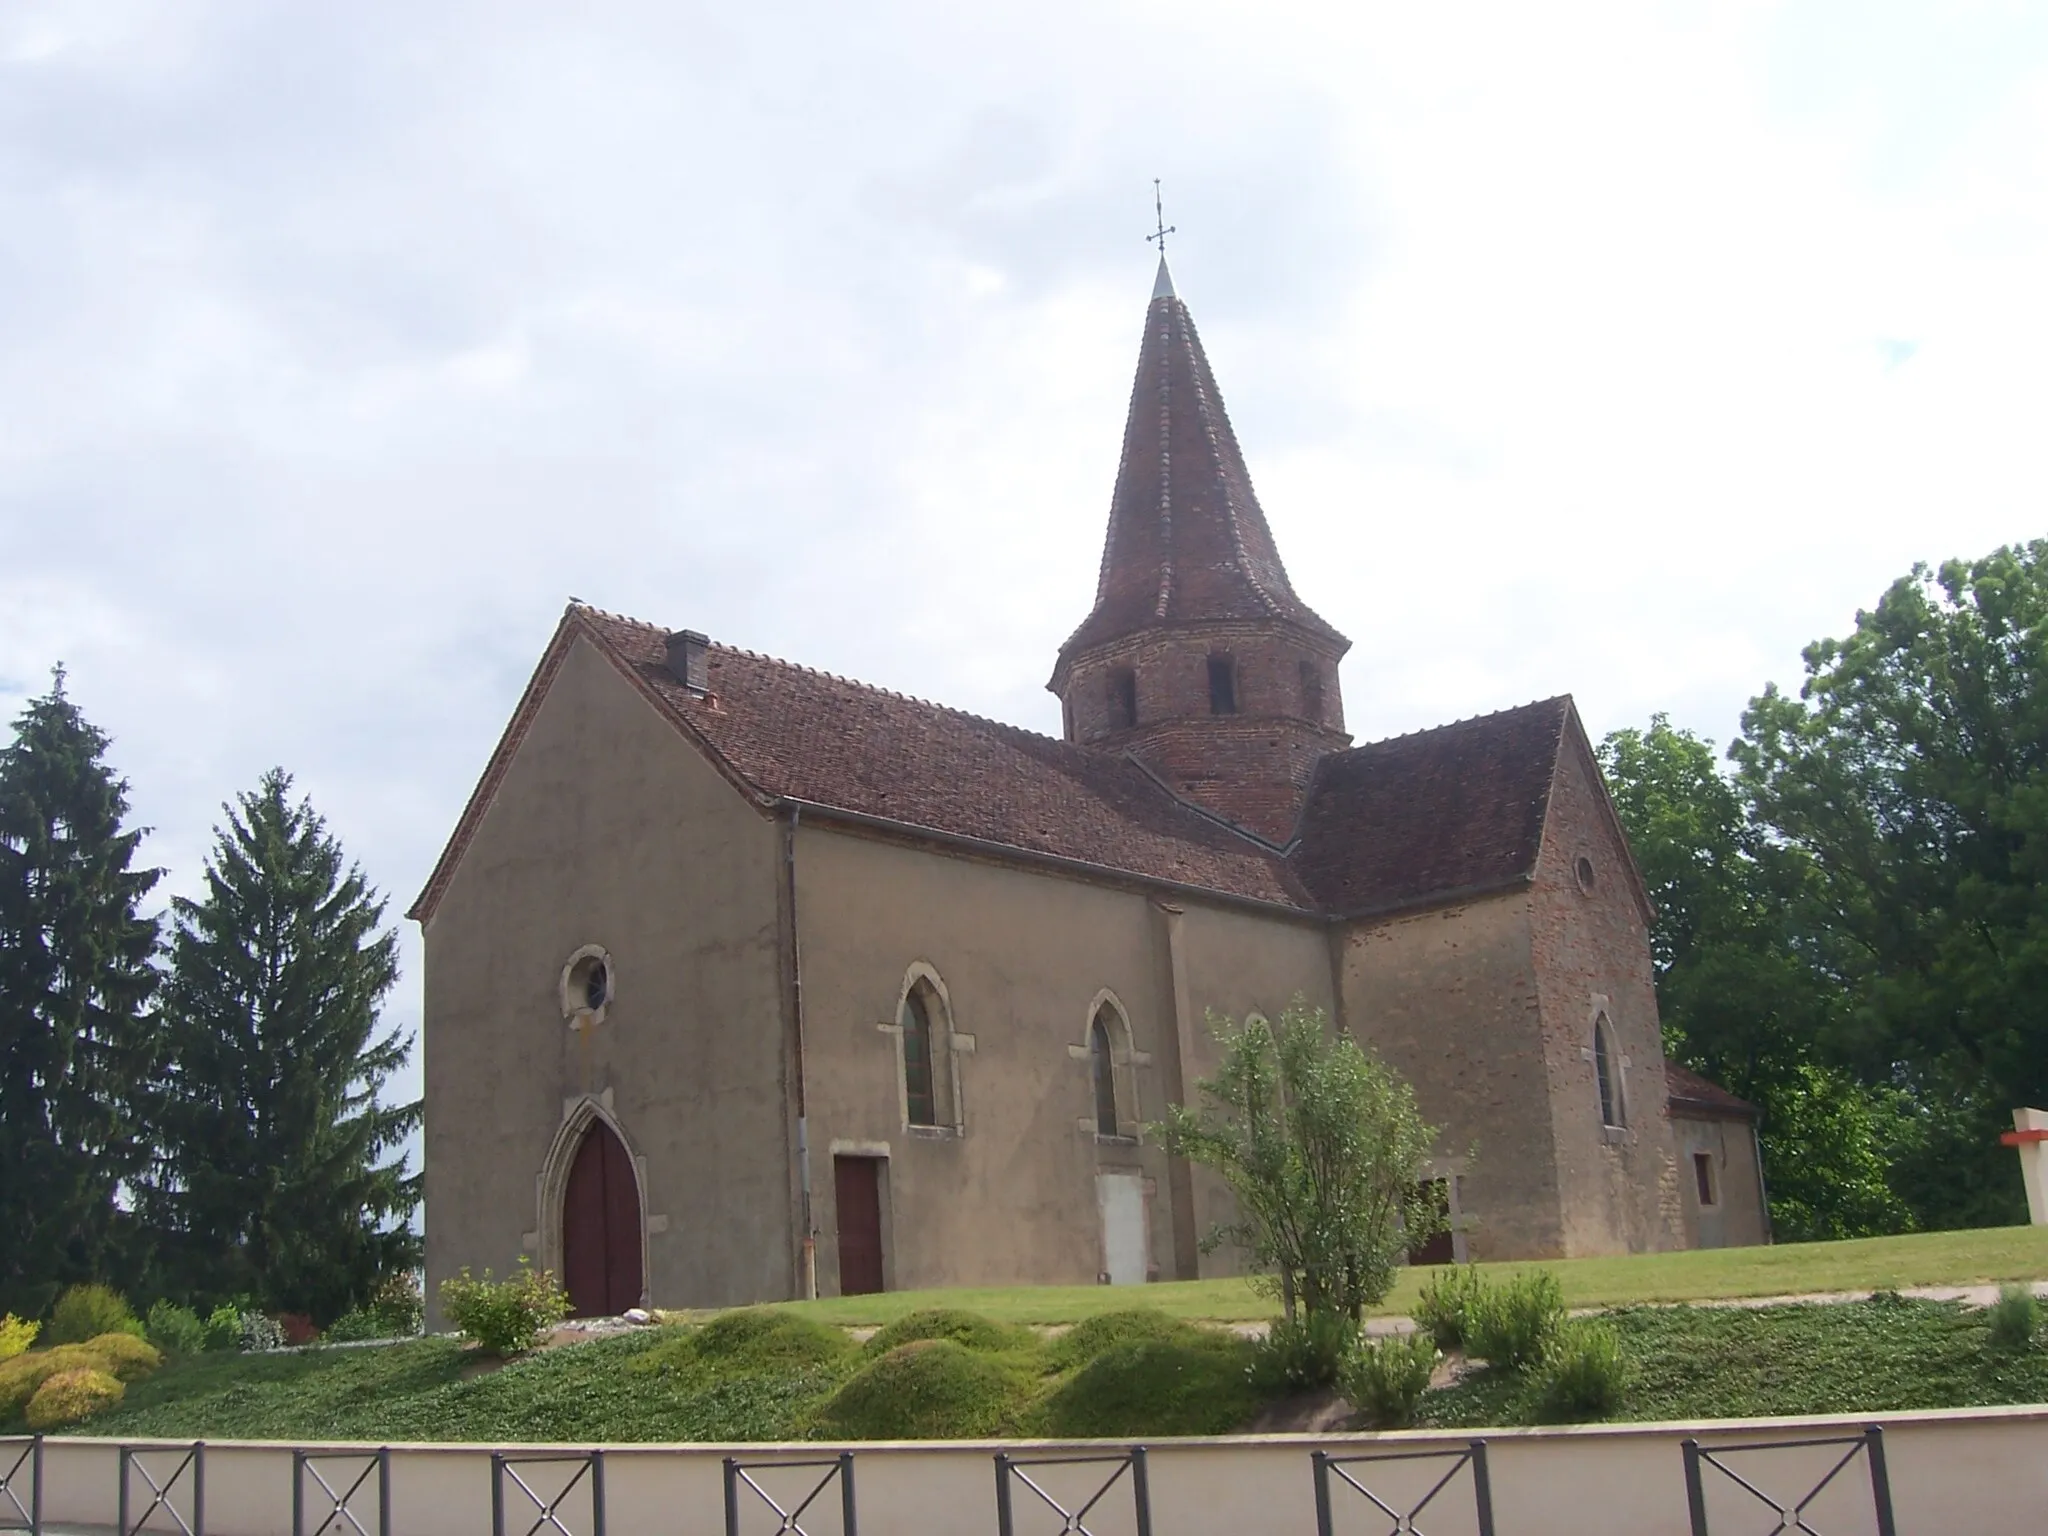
993, 1447, 1151, 1536
491, 1450, 606, 1536
292, 1448, 391, 1536
723, 1452, 857, 1536
1311, 1441, 1495, 1536
1681, 1426, 1896, 1536
0, 1436, 40, 1535
119, 1442, 205, 1536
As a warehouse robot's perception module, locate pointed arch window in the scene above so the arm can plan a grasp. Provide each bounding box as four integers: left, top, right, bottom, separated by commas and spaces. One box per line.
1090, 1012, 1120, 1136
1594, 1014, 1624, 1129
902, 987, 939, 1128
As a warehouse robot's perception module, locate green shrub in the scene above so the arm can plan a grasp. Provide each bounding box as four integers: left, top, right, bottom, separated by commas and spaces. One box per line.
47, 1284, 140, 1345
682, 1309, 856, 1373
1252, 1310, 1358, 1392
1986, 1285, 2040, 1354
1531, 1320, 1632, 1422
239, 1312, 286, 1353
1341, 1331, 1440, 1428
369, 1271, 424, 1337
82, 1331, 162, 1382
0, 1342, 122, 1420
1413, 1265, 1487, 1351
864, 1308, 1033, 1357
145, 1301, 207, 1358
439, 1259, 570, 1355
1466, 1271, 1564, 1372
815, 1339, 1031, 1439
323, 1308, 384, 1343
1036, 1335, 1263, 1438
0, 1315, 37, 1362
1044, 1309, 1205, 1373
202, 1303, 244, 1352
25, 1367, 125, 1431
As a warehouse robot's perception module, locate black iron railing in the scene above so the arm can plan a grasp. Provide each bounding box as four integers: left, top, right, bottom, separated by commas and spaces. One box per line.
994, 1447, 1151, 1536
292, 1447, 392, 1536
119, 1441, 205, 1536
1681, 1426, 1896, 1536
491, 1449, 606, 1536
0, 1436, 39, 1535
723, 1452, 857, 1536
1311, 1441, 1495, 1536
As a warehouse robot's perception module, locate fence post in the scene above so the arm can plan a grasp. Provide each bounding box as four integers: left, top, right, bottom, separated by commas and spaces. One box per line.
193, 1442, 205, 1536
722, 1457, 740, 1536
379, 1446, 393, 1536
1680, 1439, 1707, 1536
1468, 1441, 1495, 1536
291, 1450, 304, 1536
839, 1450, 858, 1536
490, 1452, 505, 1536
992, 1453, 1014, 1536
590, 1448, 606, 1536
118, 1445, 129, 1536
1310, 1450, 1333, 1536
1129, 1446, 1151, 1536
1864, 1427, 1897, 1536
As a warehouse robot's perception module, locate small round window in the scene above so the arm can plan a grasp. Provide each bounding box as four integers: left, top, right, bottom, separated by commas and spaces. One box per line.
1575, 856, 1597, 893
560, 947, 614, 1024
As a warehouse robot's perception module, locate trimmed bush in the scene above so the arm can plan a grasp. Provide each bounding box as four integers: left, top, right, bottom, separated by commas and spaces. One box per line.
439, 1259, 570, 1356
1413, 1265, 1487, 1351
1466, 1271, 1564, 1373
864, 1308, 1033, 1358
145, 1301, 207, 1358
83, 1331, 162, 1382
47, 1284, 140, 1345
686, 1309, 856, 1373
25, 1367, 125, 1431
1252, 1310, 1358, 1392
0, 1343, 122, 1420
1037, 1335, 1262, 1438
1342, 1331, 1440, 1428
816, 1339, 1030, 1439
1986, 1285, 2040, 1354
0, 1315, 38, 1362
1044, 1309, 1204, 1373
1531, 1320, 1632, 1422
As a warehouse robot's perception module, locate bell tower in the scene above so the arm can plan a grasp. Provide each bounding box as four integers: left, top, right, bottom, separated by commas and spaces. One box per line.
1050, 258, 1351, 843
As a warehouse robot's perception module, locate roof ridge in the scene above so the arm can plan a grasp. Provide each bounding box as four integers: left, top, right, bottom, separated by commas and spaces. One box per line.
1348, 695, 1570, 750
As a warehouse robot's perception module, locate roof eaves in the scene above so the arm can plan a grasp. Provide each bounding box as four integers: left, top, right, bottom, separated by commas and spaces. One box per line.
1325, 871, 1536, 926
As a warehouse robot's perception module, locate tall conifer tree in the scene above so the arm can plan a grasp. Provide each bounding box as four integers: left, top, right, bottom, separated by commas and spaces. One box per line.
0, 669, 162, 1316
151, 769, 419, 1320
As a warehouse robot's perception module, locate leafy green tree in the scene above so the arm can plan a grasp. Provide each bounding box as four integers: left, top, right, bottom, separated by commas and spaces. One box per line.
1158, 999, 1439, 1323
147, 769, 419, 1321
1733, 542, 2046, 1228
1598, 716, 1914, 1239
0, 670, 161, 1316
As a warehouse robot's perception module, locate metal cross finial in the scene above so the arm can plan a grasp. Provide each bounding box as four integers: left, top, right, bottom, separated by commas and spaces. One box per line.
1148, 179, 1175, 257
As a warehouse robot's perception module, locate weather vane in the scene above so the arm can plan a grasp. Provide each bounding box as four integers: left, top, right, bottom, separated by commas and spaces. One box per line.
1148, 179, 1175, 258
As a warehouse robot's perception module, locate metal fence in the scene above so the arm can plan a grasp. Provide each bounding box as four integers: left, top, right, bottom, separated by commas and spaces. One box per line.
1311, 1440, 1495, 1536
0, 1437, 39, 1536
994, 1446, 1151, 1536
723, 1452, 857, 1536
490, 1449, 606, 1536
119, 1441, 204, 1536
1681, 1426, 1896, 1536
292, 1447, 391, 1536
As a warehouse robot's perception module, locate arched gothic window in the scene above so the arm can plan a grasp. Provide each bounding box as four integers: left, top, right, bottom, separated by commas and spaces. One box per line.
902, 987, 939, 1128
1594, 1014, 1623, 1128
1090, 1012, 1119, 1136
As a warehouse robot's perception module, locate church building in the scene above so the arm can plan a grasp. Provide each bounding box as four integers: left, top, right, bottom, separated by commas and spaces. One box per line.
413, 259, 1767, 1317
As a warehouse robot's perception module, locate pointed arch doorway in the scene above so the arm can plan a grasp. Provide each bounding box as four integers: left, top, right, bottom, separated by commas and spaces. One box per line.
561, 1117, 644, 1317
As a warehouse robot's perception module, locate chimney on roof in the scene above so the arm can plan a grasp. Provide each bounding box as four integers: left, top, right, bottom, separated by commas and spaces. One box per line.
665, 629, 710, 694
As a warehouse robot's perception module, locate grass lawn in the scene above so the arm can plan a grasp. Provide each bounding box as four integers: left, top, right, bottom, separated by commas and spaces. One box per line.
742, 1226, 2048, 1327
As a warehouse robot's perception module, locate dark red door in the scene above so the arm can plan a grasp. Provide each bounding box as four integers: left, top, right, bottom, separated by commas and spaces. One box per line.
834, 1156, 885, 1296
563, 1120, 643, 1317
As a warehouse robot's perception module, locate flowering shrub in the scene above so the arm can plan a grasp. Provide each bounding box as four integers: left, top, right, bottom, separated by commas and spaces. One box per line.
439, 1258, 570, 1355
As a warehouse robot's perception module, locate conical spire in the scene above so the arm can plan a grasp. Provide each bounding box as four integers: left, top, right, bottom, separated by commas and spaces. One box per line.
1057, 270, 1345, 669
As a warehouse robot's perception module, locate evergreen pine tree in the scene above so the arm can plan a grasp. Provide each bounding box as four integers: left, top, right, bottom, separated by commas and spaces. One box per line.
0, 669, 162, 1317
151, 768, 419, 1321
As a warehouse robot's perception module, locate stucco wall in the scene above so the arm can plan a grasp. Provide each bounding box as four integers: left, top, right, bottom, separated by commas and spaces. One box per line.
790, 825, 1330, 1293
1528, 728, 1686, 1256
1671, 1111, 1770, 1249
421, 636, 794, 1317
1337, 896, 1565, 1259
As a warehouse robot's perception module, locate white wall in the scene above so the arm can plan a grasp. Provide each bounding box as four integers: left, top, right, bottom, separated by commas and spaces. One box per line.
26, 1404, 2048, 1536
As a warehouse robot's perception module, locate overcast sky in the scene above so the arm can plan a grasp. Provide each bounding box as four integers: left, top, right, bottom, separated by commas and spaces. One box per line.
5, 1, 2046, 1114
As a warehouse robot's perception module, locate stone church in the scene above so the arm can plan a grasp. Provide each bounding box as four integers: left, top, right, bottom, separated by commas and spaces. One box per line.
413, 258, 1767, 1317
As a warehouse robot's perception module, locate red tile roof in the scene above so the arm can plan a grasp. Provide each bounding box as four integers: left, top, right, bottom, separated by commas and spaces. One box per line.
1666, 1062, 1759, 1120
1288, 698, 1571, 916
1056, 285, 1346, 669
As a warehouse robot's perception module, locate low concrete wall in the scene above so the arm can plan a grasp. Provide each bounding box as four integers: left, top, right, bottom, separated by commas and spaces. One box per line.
27, 1404, 2048, 1535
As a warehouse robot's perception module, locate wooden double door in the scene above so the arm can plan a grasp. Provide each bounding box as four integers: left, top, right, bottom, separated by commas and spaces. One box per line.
562, 1119, 643, 1317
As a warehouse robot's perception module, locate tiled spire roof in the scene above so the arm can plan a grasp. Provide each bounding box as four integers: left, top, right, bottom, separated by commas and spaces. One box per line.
1057, 270, 1346, 665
